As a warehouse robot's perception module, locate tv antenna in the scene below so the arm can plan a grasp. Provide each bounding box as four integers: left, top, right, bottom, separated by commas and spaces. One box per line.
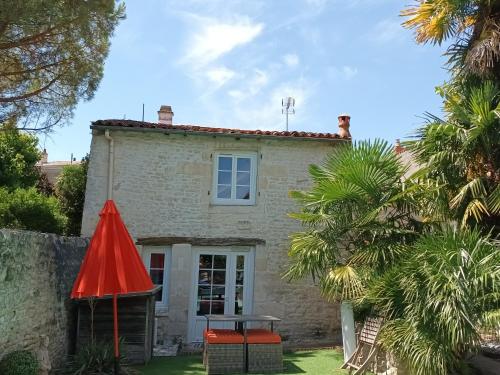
282, 97, 295, 131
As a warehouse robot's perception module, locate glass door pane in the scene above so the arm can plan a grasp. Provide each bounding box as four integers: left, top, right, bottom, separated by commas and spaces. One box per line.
196, 254, 227, 316
234, 255, 245, 314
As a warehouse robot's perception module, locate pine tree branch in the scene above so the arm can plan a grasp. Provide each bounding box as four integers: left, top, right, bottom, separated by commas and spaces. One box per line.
0, 21, 74, 50
0, 60, 67, 77
0, 74, 60, 102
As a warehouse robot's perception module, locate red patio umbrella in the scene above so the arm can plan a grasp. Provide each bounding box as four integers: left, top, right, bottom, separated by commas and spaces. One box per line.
71, 200, 154, 373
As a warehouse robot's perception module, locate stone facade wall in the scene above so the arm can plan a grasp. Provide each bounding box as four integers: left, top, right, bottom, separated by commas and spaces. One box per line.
0, 229, 88, 370
81, 129, 345, 345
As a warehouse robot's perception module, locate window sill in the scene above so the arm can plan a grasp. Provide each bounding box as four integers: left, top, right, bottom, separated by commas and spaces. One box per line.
210, 200, 256, 206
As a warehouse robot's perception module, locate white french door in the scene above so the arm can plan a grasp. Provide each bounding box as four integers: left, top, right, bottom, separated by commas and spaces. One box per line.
187, 247, 254, 343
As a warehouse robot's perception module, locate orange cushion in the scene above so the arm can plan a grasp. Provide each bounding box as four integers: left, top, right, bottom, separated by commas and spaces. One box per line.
204, 329, 237, 338
246, 329, 281, 344
205, 329, 244, 344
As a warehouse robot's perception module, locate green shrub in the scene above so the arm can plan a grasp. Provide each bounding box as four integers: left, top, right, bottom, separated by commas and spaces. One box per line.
0, 187, 66, 234
55, 157, 88, 236
0, 350, 39, 375
64, 340, 137, 375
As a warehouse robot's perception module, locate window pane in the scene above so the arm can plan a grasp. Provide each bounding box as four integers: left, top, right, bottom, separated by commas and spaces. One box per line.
237, 158, 251, 172
235, 286, 244, 315
155, 292, 163, 302
213, 271, 226, 284
211, 286, 226, 315
199, 255, 212, 269
211, 300, 225, 314
218, 156, 232, 171
236, 185, 250, 199
198, 270, 211, 284
236, 271, 244, 285
218, 171, 232, 185
196, 300, 210, 315
236, 171, 250, 185
217, 185, 231, 199
150, 269, 164, 285
236, 255, 245, 270
197, 286, 212, 300
150, 253, 165, 269
213, 255, 226, 269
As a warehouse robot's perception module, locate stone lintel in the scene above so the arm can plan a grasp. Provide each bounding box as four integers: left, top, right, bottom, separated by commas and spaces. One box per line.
136, 236, 266, 246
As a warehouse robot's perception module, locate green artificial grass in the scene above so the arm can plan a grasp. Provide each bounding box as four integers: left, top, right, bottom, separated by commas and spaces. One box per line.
136, 349, 351, 375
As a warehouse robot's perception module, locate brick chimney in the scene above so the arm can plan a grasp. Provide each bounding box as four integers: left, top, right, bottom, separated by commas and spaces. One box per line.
158, 105, 173, 125
40, 148, 48, 164
338, 114, 351, 138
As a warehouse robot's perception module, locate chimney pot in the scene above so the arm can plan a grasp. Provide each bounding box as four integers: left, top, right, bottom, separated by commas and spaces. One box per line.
158, 105, 174, 125
338, 114, 351, 138
394, 139, 406, 154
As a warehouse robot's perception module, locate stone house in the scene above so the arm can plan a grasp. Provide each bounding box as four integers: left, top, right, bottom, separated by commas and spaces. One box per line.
81, 106, 352, 347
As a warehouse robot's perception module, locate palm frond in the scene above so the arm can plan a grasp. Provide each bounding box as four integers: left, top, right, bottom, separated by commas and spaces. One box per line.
320, 265, 366, 302
379, 319, 452, 375
401, 0, 462, 45
462, 198, 489, 226
482, 309, 500, 330
486, 183, 500, 214
450, 177, 488, 209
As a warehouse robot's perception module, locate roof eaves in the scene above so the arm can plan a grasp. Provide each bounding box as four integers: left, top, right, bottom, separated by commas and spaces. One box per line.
91, 122, 351, 143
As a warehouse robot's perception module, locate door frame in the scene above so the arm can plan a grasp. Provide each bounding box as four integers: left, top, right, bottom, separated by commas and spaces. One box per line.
187, 246, 255, 343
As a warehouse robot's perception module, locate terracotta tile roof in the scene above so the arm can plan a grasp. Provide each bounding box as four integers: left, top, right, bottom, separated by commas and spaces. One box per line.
91, 119, 349, 141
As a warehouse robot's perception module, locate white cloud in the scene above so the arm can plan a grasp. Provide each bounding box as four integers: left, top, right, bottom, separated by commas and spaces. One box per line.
181, 16, 264, 68
327, 65, 358, 80
228, 69, 269, 101
206, 66, 236, 88
228, 78, 315, 130
372, 19, 405, 44
283, 54, 299, 68
342, 66, 358, 79
303, 0, 327, 10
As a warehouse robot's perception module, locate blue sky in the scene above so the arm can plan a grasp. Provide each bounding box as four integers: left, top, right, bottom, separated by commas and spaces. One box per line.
42, 0, 450, 162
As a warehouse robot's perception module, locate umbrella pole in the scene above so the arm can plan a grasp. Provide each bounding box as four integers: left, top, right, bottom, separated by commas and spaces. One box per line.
113, 294, 120, 374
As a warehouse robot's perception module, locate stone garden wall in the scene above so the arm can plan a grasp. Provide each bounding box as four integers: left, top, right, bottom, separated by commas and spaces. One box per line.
0, 229, 89, 372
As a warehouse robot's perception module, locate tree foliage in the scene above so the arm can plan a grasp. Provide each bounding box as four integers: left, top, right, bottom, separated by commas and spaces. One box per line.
55, 155, 88, 235
286, 141, 500, 374
0, 0, 125, 131
0, 122, 40, 188
0, 187, 66, 234
401, 0, 500, 81
285, 140, 422, 302
408, 81, 500, 228
369, 227, 500, 375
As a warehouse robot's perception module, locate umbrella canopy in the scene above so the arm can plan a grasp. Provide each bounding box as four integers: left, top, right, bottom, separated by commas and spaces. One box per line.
71, 199, 153, 298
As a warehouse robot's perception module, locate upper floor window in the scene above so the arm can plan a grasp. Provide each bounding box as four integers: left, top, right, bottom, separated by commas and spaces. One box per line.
212, 153, 257, 205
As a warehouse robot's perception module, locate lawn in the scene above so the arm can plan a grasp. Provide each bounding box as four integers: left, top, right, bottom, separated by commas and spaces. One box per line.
136, 349, 351, 375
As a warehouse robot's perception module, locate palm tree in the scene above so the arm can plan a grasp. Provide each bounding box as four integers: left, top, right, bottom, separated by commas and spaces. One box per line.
285, 139, 422, 359
367, 226, 500, 375
401, 0, 500, 80
408, 81, 500, 228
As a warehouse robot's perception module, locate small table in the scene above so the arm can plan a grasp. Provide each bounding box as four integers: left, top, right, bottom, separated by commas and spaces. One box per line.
204, 314, 281, 372
204, 314, 281, 332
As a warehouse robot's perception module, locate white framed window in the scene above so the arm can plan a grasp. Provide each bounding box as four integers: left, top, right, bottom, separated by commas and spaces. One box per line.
142, 246, 172, 308
212, 153, 257, 205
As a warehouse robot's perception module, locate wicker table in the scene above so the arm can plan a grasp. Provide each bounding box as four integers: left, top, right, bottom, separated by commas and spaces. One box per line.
204, 314, 282, 373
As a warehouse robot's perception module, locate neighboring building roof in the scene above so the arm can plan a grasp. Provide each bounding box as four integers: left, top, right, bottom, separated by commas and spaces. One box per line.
91, 119, 349, 141
38, 161, 80, 185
